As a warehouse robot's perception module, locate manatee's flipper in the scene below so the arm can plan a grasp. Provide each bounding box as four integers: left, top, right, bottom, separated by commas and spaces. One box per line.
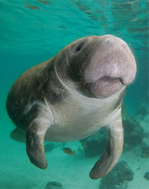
26, 100, 54, 169
26, 121, 48, 169
10, 128, 26, 143
89, 115, 123, 179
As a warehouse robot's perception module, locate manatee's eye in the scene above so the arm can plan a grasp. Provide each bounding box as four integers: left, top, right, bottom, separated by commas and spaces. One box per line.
75, 41, 85, 53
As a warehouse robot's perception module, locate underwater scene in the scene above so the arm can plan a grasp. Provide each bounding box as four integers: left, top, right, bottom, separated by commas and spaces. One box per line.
0, 0, 148, 188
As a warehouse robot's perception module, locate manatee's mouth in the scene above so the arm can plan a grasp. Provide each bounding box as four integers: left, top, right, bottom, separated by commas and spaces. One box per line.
88, 76, 124, 98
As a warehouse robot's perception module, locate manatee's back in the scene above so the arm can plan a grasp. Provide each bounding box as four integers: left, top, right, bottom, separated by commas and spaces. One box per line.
6, 63, 46, 129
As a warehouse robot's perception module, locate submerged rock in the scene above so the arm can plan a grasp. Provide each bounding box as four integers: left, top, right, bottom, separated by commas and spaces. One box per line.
99, 161, 134, 189
144, 172, 149, 180
80, 117, 144, 157
80, 128, 108, 157
123, 119, 144, 151
45, 143, 55, 153
141, 131, 149, 158
136, 104, 149, 117
45, 181, 64, 189
141, 141, 149, 158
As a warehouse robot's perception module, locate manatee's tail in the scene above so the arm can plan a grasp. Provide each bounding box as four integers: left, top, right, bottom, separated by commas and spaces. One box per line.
89, 116, 123, 179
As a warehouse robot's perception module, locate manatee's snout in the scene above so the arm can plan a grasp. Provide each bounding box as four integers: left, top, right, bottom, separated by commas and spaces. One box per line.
68, 35, 136, 98
58, 34, 136, 97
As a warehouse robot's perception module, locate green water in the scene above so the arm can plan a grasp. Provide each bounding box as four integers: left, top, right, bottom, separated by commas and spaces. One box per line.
0, 0, 148, 188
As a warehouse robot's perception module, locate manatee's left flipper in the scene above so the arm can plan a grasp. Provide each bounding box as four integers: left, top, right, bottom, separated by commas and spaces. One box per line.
89, 115, 123, 179
26, 100, 54, 169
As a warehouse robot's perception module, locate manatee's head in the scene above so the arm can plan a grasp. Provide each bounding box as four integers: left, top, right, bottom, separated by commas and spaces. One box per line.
56, 35, 136, 98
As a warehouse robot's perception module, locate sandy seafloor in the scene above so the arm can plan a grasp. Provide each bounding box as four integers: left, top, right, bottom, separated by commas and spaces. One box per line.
0, 106, 149, 189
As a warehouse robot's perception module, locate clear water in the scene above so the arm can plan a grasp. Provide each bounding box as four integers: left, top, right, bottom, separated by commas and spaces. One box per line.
0, 0, 148, 188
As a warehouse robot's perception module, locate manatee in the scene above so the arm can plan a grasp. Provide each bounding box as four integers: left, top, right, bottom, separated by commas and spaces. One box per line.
6, 35, 136, 179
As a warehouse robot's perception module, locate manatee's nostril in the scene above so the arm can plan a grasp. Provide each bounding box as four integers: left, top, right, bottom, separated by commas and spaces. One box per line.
75, 42, 85, 53
105, 38, 115, 45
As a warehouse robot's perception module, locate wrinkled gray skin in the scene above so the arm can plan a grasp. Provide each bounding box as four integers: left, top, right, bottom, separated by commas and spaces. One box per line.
6, 35, 136, 179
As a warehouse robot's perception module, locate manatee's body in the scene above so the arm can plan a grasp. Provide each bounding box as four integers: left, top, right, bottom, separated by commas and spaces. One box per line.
6, 35, 136, 179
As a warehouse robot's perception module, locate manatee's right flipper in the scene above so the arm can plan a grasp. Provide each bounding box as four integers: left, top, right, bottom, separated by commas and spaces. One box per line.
89, 116, 123, 179
26, 100, 54, 169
